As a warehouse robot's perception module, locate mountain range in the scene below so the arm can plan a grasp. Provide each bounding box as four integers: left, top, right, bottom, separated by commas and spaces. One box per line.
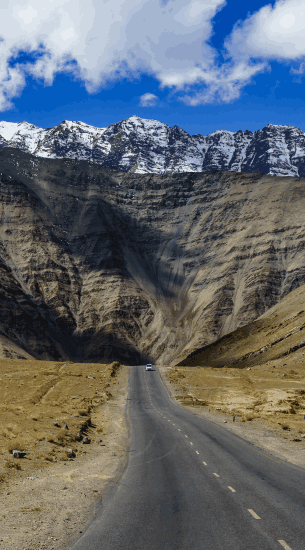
1, 146, 305, 364
1, 116, 305, 177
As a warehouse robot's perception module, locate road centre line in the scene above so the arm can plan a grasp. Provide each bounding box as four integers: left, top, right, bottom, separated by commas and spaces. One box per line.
154, 364, 275, 458
278, 540, 293, 550
248, 509, 261, 520
191, 412, 282, 465
147, 373, 293, 550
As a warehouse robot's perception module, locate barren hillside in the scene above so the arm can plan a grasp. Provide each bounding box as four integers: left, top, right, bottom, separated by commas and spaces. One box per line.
177, 283, 305, 368
1, 147, 305, 364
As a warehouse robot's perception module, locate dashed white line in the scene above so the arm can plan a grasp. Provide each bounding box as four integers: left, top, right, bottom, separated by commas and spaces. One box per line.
248, 509, 261, 520
145, 372, 295, 550
278, 541, 293, 550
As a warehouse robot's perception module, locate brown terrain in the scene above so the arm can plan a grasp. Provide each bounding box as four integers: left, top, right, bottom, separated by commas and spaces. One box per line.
2, 146, 305, 544
161, 360, 305, 469
0, 359, 130, 549
1, 147, 305, 364
156, 283, 305, 468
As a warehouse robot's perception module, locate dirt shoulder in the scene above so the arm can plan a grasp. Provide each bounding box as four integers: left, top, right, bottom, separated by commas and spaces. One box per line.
0, 361, 131, 550
158, 365, 305, 470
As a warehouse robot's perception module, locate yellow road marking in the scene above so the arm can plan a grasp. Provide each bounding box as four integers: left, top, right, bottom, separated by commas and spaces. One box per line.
213, 473, 220, 477
168, 420, 170, 422
278, 541, 292, 550
196, 451, 199, 455
248, 509, 261, 520
178, 429, 181, 431
190, 442, 193, 445
185, 435, 188, 438
203, 461, 207, 465
173, 423, 175, 425
227, 486, 236, 493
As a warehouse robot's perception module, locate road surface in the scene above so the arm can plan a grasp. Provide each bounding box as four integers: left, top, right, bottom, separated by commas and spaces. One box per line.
71, 366, 305, 550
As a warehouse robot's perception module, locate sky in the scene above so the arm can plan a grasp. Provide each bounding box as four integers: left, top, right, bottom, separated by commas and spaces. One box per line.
0, 0, 305, 136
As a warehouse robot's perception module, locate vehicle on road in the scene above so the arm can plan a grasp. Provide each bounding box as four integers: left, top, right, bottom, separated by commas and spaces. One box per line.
146, 364, 153, 371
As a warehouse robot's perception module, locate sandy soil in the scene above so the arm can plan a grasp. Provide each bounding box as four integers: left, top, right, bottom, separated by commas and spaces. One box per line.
158, 365, 305, 470
0, 361, 131, 550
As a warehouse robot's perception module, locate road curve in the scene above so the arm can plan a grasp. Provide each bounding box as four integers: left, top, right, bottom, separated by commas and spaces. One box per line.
71, 366, 305, 550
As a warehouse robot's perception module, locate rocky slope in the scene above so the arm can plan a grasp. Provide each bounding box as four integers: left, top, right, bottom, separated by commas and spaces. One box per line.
1, 117, 305, 177
176, 282, 305, 369
1, 147, 305, 364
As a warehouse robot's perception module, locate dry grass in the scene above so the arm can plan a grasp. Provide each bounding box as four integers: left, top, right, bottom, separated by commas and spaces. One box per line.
59, 450, 75, 461
6, 438, 28, 454
0, 359, 122, 482
78, 408, 89, 416
35, 452, 55, 462
166, 357, 305, 434
4, 459, 22, 470
241, 413, 256, 422
1, 423, 21, 438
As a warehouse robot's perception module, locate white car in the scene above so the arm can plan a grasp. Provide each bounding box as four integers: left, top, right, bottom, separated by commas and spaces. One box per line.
146, 364, 153, 371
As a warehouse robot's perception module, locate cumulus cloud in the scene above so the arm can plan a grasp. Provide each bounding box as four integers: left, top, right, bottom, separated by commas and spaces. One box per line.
177, 60, 267, 106
139, 93, 158, 107
0, 0, 228, 110
0, 0, 303, 111
225, 0, 305, 63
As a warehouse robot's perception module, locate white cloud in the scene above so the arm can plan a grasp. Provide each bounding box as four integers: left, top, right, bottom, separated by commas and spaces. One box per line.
225, 0, 305, 62
177, 60, 267, 106
139, 93, 158, 107
0, 0, 303, 111
0, 0, 228, 109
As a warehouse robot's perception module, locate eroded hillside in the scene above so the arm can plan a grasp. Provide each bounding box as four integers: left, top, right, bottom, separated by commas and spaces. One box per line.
1, 147, 305, 364
177, 282, 305, 368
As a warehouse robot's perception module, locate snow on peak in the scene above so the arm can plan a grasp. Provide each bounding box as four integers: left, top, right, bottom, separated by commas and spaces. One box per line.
264, 123, 296, 130
0, 120, 41, 141
60, 120, 106, 131
208, 129, 235, 137
0, 116, 304, 178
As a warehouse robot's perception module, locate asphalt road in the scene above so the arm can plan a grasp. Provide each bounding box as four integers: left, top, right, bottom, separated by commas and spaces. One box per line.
71, 366, 305, 550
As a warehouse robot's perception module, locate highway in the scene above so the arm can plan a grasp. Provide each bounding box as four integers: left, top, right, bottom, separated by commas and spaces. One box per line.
71, 365, 305, 550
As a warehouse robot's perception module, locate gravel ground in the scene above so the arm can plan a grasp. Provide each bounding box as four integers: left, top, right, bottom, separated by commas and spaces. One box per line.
0, 366, 131, 550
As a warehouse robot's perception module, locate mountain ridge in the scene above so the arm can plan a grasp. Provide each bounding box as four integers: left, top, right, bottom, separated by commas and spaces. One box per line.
1, 116, 305, 177
1, 146, 305, 364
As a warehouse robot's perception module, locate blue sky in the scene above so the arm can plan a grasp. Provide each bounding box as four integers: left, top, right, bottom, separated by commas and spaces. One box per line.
1, 0, 305, 136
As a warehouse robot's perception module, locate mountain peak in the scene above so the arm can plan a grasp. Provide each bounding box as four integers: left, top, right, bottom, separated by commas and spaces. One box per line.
0, 116, 304, 176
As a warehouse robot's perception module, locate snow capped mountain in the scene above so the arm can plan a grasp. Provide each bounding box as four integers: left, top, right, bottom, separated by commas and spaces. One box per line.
1, 115, 305, 176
